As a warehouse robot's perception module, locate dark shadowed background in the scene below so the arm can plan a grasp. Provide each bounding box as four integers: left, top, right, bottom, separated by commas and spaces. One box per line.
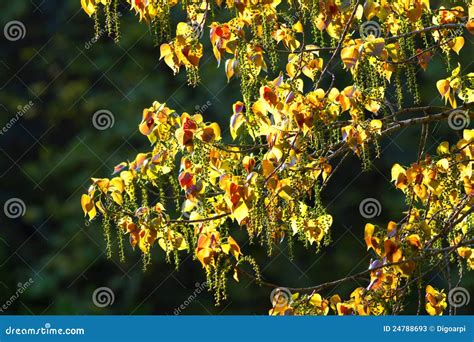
0, 1, 472, 315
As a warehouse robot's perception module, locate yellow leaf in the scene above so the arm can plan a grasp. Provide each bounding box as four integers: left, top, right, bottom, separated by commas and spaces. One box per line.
447, 90, 457, 108
110, 192, 123, 206
158, 238, 168, 252
425, 285, 447, 316
437, 141, 450, 155
449, 37, 464, 54
436, 158, 449, 171
139, 238, 150, 254
364, 223, 376, 251
227, 236, 241, 259
385, 43, 400, 62
232, 201, 249, 224
391, 164, 406, 184
96, 200, 106, 214
341, 46, 359, 69
225, 58, 236, 81
363, 0, 379, 20
309, 293, 323, 306
81, 194, 96, 220
436, 79, 450, 97
221, 243, 231, 254
369, 119, 382, 134
176, 22, 190, 37
233, 268, 240, 282
463, 129, 474, 142
109, 177, 124, 193
451, 64, 461, 78
364, 38, 385, 56
160, 43, 179, 74
457, 247, 472, 259
81, 0, 96, 17
120, 171, 134, 185
365, 98, 381, 113
289, 21, 302, 33
278, 182, 294, 201
230, 112, 246, 140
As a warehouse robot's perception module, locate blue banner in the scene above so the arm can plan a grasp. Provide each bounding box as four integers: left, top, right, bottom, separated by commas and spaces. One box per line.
0, 316, 472, 342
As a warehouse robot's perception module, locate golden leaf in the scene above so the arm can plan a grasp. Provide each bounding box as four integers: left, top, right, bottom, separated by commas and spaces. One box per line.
81, 0, 96, 17
81, 194, 96, 220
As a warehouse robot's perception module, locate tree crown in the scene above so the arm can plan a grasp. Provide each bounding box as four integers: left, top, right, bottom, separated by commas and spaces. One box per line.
80, 0, 474, 315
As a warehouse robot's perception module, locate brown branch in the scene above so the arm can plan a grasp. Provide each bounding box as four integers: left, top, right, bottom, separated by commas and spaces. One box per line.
315, 0, 361, 88
326, 105, 473, 161
265, 131, 300, 182
382, 37, 456, 65
320, 151, 350, 190
301, 23, 465, 55
252, 238, 474, 293
169, 212, 230, 224
384, 23, 465, 43
417, 122, 429, 162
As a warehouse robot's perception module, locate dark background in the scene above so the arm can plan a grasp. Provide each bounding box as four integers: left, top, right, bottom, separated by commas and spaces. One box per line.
0, 1, 472, 315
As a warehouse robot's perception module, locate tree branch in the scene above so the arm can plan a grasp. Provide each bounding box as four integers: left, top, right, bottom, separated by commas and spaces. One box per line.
244, 238, 474, 293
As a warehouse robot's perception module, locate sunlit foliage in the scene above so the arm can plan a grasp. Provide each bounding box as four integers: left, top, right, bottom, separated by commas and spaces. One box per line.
81, 0, 473, 314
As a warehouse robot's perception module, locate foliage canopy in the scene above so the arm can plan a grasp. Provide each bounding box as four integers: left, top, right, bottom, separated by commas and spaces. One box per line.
81, 0, 473, 315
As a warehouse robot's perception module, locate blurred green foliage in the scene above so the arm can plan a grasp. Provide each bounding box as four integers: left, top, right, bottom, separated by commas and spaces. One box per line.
0, 1, 472, 315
